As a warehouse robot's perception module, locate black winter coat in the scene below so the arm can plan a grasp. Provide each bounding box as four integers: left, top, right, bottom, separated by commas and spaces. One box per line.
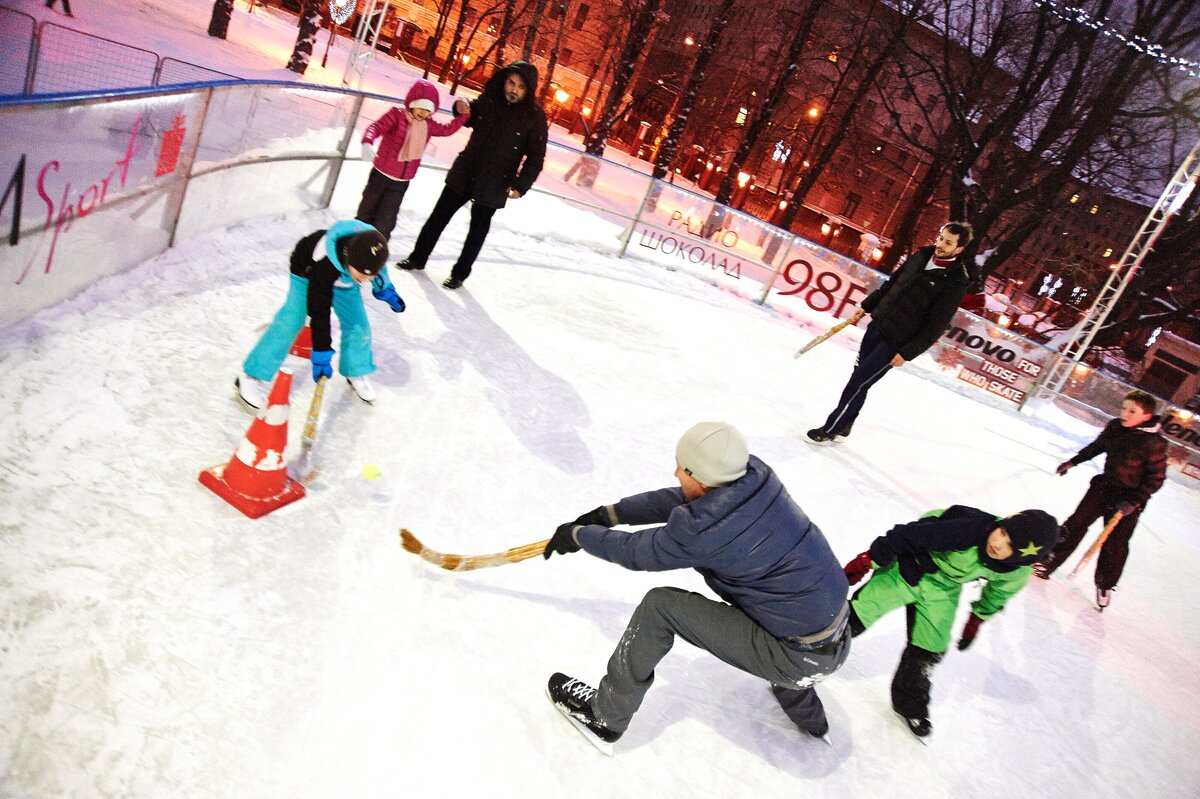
445, 61, 548, 209
860, 246, 971, 361
1069, 416, 1168, 506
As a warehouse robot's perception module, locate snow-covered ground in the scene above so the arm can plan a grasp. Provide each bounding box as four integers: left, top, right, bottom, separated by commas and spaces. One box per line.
3, 2, 1200, 797
2, 194, 1200, 798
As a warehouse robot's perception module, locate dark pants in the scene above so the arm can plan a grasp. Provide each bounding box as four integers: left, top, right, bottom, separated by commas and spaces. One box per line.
591, 587, 850, 736
355, 169, 410, 242
406, 184, 497, 282
851, 600, 942, 720
1046, 479, 1141, 589
821, 323, 898, 436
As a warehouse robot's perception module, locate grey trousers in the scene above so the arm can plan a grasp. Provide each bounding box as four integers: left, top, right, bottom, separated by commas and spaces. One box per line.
592, 586, 851, 735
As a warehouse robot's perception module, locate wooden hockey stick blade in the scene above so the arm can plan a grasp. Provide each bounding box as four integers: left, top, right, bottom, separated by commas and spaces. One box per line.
399, 529, 550, 571
1068, 511, 1124, 579
794, 318, 855, 358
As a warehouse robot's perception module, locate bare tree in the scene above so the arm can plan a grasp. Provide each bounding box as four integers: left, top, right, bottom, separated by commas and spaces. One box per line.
880, 0, 1200, 282
438, 0, 473, 82
711, 0, 828, 209
286, 0, 324, 74
421, 0, 457, 78
584, 0, 663, 159
1094, 170, 1200, 347
779, 1, 932, 232
542, 0, 571, 105
522, 0, 551, 60
449, 0, 510, 93
207, 0, 235, 40
650, 0, 737, 182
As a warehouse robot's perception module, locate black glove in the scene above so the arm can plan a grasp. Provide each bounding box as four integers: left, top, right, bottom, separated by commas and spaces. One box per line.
957, 614, 986, 651
1114, 501, 1138, 517
543, 522, 583, 559
1056, 461, 1073, 476
573, 506, 611, 527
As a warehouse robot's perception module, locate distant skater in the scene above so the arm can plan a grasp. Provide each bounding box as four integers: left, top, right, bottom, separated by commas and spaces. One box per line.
806, 222, 974, 444
1034, 390, 1167, 610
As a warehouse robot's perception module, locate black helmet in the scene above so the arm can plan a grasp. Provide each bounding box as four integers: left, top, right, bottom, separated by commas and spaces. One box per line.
341, 229, 388, 276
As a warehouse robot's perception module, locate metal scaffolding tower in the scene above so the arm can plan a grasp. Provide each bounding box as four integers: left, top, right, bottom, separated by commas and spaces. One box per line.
341, 0, 387, 92
1035, 135, 1200, 398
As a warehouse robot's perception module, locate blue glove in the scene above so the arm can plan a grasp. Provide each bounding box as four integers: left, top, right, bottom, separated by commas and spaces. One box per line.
311, 349, 334, 382
372, 283, 406, 313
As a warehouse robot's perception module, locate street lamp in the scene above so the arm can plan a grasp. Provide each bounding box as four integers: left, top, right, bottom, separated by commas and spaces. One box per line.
550, 87, 571, 126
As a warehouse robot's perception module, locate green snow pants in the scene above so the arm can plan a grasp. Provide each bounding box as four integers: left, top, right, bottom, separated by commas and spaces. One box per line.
849, 563, 961, 654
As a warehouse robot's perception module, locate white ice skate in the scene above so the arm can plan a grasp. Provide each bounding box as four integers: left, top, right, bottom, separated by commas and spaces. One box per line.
235, 372, 268, 410
347, 376, 376, 404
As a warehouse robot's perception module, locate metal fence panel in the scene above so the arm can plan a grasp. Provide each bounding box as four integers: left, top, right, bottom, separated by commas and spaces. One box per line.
32, 23, 158, 95
155, 57, 239, 89
0, 7, 35, 96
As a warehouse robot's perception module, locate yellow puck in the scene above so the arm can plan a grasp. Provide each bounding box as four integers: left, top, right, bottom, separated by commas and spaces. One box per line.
361, 464, 381, 480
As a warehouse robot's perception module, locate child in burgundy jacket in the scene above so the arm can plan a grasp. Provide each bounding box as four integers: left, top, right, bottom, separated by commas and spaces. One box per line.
356, 80, 469, 242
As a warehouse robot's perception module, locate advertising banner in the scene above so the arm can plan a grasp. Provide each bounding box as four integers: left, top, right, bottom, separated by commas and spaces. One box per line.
1, 92, 204, 327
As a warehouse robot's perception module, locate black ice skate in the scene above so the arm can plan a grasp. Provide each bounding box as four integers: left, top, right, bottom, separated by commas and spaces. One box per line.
547, 672, 621, 756
805, 428, 838, 446
895, 711, 932, 742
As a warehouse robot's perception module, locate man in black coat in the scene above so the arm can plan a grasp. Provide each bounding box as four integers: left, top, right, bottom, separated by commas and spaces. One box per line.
397, 61, 548, 289
806, 221, 974, 444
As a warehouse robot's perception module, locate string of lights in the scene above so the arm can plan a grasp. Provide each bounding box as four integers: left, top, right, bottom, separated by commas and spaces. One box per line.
329, 0, 356, 26
1034, 1, 1200, 77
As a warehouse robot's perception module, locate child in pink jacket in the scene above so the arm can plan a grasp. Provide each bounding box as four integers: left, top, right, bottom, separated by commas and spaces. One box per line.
356, 80, 470, 243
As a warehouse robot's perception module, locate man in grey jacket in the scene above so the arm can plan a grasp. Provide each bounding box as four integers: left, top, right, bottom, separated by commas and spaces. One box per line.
544, 422, 851, 752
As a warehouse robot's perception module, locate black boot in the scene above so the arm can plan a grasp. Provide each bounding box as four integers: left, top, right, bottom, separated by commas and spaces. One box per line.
891, 644, 942, 738
397, 258, 425, 271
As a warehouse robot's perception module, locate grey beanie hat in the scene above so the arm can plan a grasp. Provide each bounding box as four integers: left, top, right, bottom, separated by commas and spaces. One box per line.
675, 422, 749, 487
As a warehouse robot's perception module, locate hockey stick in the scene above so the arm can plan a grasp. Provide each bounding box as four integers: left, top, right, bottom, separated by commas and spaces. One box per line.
1068, 510, 1125, 579
794, 313, 862, 358
294, 377, 328, 483
399, 529, 549, 571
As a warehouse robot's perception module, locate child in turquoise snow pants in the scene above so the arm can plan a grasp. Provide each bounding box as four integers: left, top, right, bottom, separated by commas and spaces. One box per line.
236, 219, 405, 408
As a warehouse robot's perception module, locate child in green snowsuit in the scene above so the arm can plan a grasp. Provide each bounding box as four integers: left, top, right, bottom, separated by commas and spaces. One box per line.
841, 506, 1058, 738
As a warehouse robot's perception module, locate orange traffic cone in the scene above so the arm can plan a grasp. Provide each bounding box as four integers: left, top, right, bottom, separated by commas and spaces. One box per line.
290, 324, 312, 359
199, 367, 306, 518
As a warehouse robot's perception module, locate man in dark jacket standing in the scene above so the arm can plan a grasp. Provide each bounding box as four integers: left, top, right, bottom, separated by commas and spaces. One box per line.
543, 422, 851, 753
806, 221, 974, 444
397, 61, 548, 289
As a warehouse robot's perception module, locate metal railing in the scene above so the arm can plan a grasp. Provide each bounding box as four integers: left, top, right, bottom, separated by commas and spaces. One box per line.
2, 79, 1197, 477
0, 8, 240, 97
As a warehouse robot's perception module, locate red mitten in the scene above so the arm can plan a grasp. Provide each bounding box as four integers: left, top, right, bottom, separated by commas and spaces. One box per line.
957, 614, 986, 651
843, 551, 873, 586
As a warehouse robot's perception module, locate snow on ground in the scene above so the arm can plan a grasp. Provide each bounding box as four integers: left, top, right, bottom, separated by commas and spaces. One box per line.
3, 2, 1200, 797
1, 199, 1199, 798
